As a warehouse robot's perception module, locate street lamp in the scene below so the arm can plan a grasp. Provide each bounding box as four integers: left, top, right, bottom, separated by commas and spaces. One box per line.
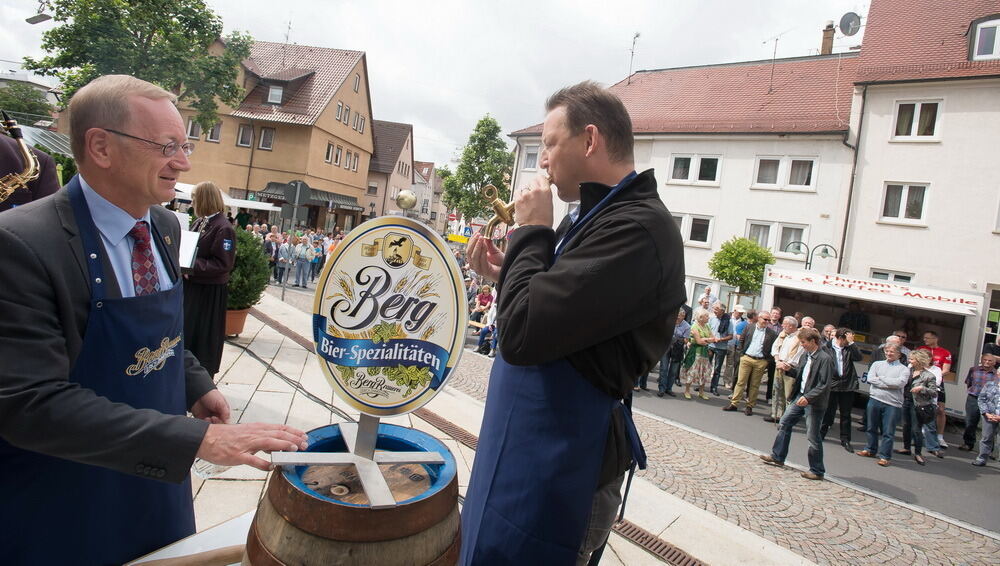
782, 241, 838, 269
368, 202, 376, 219
26, 1, 53, 24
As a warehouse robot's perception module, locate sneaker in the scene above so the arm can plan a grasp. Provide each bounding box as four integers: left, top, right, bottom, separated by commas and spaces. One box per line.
938, 436, 949, 448
971, 458, 986, 467
487, 350, 496, 358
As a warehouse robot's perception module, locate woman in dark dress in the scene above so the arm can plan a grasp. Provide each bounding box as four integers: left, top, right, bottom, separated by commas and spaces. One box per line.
183, 181, 236, 377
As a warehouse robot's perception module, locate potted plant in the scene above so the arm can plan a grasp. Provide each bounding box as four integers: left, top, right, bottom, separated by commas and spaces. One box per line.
225, 227, 270, 336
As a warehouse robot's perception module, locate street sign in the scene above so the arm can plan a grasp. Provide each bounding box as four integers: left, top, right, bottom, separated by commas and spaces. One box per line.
447, 234, 469, 244
462, 226, 472, 237
281, 204, 308, 220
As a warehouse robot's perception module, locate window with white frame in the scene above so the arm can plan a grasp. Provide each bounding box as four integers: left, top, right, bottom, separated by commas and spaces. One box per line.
334, 146, 342, 165
343, 105, 350, 124
353, 73, 361, 92
745, 220, 809, 255
236, 124, 253, 147
881, 183, 927, 222
430, 211, 437, 221
345, 150, 352, 169
367, 182, 378, 196
752, 156, 817, 190
267, 85, 283, 104
206, 123, 221, 142
871, 269, 914, 283
352, 153, 359, 172
353, 112, 360, 131
668, 154, 720, 184
673, 213, 713, 245
523, 145, 539, 170
186, 119, 201, 139
421, 199, 429, 214
325, 143, 334, 163
359, 116, 365, 134
336, 101, 343, 121
258, 127, 274, 150
972, 18, 1000, 60
893, 101, 940, 138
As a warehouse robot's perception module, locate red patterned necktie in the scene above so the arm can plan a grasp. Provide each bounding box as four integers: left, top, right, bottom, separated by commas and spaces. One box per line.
129, 221, 160, 296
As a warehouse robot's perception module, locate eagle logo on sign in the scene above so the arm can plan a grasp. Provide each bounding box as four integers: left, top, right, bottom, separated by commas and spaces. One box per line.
382, 233, 413, 268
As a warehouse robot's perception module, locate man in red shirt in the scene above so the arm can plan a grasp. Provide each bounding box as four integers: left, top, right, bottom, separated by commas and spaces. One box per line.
918, 330, 952, 448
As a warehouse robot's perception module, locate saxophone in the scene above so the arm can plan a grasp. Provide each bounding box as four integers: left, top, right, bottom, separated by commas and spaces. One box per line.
1, 111, 41, 205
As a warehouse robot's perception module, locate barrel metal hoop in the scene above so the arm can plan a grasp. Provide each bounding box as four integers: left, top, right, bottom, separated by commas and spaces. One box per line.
267, 467, 459, 542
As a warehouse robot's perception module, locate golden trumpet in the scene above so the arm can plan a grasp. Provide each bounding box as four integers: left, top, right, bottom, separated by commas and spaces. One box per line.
0, 111, 41, 205
480, 184, 514, 241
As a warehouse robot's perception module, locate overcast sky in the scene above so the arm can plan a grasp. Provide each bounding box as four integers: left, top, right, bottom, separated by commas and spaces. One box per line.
2, 0, 869, 168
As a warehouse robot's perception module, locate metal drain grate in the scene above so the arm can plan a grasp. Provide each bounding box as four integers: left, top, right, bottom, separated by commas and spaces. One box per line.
413, 408, 478, 450
253, 310, 701, 565
612, 519, 706, 565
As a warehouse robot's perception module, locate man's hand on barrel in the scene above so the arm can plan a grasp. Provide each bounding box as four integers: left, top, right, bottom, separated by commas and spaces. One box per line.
197, 423, 309, 471
466, 233, 503, 283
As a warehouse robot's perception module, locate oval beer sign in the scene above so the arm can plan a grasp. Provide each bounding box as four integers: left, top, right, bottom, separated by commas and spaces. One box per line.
312, 217, 467, 416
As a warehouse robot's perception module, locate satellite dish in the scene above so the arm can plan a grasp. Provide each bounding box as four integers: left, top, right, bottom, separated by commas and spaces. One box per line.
839, 12, 861, 36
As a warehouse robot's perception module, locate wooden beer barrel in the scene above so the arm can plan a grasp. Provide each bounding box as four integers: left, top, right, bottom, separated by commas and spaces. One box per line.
243, 423, 460, 566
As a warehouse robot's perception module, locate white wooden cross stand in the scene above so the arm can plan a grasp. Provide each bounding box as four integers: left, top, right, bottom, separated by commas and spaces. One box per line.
270, 413, 445, 509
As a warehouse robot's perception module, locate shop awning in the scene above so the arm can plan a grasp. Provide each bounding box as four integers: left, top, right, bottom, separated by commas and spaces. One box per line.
259, 181, 364, 212
172, 183, 280, 212
764, 266, 983, 317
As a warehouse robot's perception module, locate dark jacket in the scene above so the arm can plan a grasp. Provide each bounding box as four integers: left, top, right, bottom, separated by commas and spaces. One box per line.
0, 135, 61, 212
821, 342, 862, 392
497, 169, 686, 400
738, 324, 778, 360
187, 213, 237, 285
786, 348, 835, 409
0, 182, 214, 483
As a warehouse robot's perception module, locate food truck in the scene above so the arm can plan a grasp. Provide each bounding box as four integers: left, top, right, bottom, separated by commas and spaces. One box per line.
760, 266, 992, 418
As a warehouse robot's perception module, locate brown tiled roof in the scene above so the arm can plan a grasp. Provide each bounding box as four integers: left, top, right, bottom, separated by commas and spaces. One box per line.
261, 68, 315, 82
511, 53, 859, 137
414, 160, 435, 180
855, 0, 1000, 83
370, 120, 413, 174
232, 41, 363, 126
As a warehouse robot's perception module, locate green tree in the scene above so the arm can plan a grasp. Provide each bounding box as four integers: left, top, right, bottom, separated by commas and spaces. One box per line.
707, 237, 775, 295
23, 0, 252, 129
0, 83, 54, 121
442, 115, 514, 221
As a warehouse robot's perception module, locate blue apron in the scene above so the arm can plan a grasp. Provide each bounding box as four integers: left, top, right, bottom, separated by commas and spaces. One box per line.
0, 182, 195, 565
461, 173, 647, 565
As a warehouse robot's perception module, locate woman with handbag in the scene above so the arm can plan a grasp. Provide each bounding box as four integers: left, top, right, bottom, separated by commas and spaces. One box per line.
681, 308, 715, 400
897, 349, 940, 465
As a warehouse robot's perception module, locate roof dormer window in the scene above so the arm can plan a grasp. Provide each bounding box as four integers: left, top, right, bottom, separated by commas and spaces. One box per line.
267, 85, 283, 104
971, 16, 1000, 60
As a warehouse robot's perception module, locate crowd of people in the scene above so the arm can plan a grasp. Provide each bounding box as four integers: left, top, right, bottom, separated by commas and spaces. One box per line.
635, 292, 1000, 480
239, 223, 346, 288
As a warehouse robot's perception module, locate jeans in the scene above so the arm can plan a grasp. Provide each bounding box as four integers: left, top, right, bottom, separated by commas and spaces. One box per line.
311, 261, 322, 280
977, 420, 998, 460
294, 261, 310, 286
865, 398, 902, 460
923, 419, 941, 451
635, 372, 648, 389
964, 394, 982, 448
477, 325, 495, 351
274, 265, 287, 284
901, 402, 925, 455
771, 400, 825, 476
709, 348, 728, 392
821, 391, 855, 443
659, 356, 680, 394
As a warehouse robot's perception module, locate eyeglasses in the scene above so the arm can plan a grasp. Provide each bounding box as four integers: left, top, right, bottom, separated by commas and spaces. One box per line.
103, 128, 194, 157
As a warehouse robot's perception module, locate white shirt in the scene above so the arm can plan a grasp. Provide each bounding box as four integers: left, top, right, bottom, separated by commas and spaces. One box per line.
800, 352, 814, 394
832, 343, 844, 377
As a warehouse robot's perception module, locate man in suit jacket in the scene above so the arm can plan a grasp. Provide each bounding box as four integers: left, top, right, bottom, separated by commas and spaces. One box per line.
760, 327, 834, 480
821, 327, 863, 452
0, 74, 307, 564
724, 310, 779, 414
0, 132, 61, 212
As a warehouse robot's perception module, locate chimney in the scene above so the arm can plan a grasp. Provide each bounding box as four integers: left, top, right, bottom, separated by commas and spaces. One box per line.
821, 21, 835, 55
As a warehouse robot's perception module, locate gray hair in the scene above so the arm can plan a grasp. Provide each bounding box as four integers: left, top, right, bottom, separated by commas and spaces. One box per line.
693, 307, 710, 321
885, 335, 902, 346
711, 300, 725, 310
782, 316, 799, 327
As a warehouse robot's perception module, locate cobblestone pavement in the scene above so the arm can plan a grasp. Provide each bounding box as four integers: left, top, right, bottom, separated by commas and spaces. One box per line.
445, 352, 999, 566
268, 286, 1000, 565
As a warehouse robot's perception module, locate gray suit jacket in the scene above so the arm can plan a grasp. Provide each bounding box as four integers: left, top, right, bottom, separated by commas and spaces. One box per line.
786, 348, 835, 409
0, 184, 215, 483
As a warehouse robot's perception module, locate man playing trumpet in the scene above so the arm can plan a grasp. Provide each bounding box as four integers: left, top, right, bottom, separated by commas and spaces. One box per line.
461, 81, 685, 565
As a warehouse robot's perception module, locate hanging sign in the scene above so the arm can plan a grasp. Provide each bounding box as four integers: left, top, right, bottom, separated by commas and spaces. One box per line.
312, 217, 467, 416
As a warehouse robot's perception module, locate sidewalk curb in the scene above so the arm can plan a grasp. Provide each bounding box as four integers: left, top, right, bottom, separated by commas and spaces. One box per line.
632, 406, 1000, 543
